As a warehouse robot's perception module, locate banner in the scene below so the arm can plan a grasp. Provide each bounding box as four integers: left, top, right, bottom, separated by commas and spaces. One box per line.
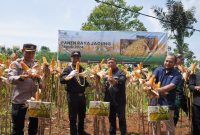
58, 30, 168, 64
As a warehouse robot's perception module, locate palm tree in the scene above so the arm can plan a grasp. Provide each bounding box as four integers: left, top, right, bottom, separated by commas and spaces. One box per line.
152, 0, 197, 55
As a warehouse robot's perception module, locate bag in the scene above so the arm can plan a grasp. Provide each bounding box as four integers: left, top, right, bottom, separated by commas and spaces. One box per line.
148, 105, 170, 121
88, 101, 110, 116
27, 100, 51, 118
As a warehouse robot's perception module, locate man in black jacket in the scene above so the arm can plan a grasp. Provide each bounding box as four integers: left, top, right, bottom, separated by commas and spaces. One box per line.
60, 51, 89, 135
189, 72, 200, 135
174, 54, 188, 126
104, 57, 127, 135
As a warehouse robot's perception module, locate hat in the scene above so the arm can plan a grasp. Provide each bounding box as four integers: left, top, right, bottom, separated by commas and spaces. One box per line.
71, 51, 81, 57
23, 43, 37, 51
107, 57, 116, 61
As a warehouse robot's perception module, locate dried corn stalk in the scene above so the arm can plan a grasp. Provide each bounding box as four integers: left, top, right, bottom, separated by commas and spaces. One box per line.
191, 62, 197, 74
57, 60, 62, 73
43, 57, 49, 65
5, 59, 11, 69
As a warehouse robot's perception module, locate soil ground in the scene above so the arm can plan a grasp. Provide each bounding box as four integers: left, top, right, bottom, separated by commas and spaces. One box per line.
39, 111, 191, 135
0, 109, 190, 135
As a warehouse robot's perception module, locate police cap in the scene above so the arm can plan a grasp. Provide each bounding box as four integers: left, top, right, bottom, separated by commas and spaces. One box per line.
71, 51, 81, 57
23, 43, 37, 51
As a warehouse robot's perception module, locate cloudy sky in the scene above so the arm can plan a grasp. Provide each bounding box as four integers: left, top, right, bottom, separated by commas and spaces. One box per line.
0, 0, 199, 59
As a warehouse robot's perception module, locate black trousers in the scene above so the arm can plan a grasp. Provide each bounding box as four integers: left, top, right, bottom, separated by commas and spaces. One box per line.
174, 96, 189, 126
67, 94, 86, 135
192, 104, 200, 135
109, 105, 127, 135
11, 103, 38, 135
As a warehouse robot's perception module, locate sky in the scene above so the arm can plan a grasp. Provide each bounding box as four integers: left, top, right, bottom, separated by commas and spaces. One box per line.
0, 0, 200, 59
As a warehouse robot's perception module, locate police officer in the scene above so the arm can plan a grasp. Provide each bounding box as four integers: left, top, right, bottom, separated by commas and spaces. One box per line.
104, 57, 127, 135
60, 51, 90, 135
8, 44, 42, 135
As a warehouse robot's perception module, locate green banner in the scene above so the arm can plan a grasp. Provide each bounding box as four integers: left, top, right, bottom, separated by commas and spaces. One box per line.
58, 30, 168, 64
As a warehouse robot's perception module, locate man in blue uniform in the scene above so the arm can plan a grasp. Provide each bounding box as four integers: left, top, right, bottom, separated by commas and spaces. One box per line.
60, 51, 90, 135
104, 57, 127, 135
8, 44, 43, 135
147, 53, 182, 135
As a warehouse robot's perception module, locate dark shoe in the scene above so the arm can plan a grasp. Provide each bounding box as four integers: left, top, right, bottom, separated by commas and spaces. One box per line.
78, 131, 90, 135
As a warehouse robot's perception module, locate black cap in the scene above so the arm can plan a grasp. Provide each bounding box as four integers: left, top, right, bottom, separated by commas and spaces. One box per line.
107, 57, 116, 61
71, 51, 81, 57
23, 43, 37, 51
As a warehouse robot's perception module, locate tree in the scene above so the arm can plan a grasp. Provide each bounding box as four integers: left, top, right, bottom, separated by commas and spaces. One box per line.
152, 0, 197, 65
35, 46, 57, 63
0, 46, 22, 58
174, 43, 196, 66
0, 46, 6, 54
81, 0, 146, 31
40, 46, 50, 52
12, 46, 23, 58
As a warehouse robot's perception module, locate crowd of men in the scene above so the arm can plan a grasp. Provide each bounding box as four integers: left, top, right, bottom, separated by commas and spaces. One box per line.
3, 43, 200, 135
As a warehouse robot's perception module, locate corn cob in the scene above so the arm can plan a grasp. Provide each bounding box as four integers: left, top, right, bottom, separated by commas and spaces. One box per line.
57, 60, 61, 71
50, 58, 55, 70
20, 61, 30, 71
149, 75, 155, 86
76, 61, 80, 72
0, 67, 2, 76
154, 81, 161, 89
137, 62, 143, 70
108, 68, 112, 77
133, 71, 141, 78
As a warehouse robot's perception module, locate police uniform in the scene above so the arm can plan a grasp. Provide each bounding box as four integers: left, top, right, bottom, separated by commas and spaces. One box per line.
60, 51, 89, 135
8, 44, 40, 135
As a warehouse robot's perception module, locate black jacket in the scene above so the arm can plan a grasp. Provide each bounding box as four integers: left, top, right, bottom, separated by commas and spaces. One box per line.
60, 64, 89, 94
189, 72, 200, 106
104, 68, 126, 106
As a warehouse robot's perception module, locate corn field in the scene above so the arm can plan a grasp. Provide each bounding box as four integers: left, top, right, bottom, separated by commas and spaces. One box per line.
0, 56, 197, 135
